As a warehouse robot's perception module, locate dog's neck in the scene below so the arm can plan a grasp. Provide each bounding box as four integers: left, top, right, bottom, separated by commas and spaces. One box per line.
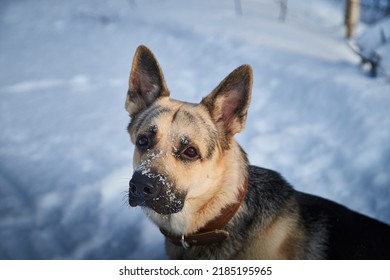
160, 176, 249, 248
186, 140, 248, 231
197, 177, 248, 232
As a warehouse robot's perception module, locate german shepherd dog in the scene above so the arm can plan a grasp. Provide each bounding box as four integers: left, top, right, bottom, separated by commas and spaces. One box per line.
125, 45, 390, 259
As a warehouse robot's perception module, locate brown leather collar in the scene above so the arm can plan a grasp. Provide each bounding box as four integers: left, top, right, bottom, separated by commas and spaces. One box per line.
160, 178, 248, 249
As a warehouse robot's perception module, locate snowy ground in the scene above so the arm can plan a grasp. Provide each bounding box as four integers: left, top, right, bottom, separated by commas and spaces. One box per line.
0, 0, 389, 259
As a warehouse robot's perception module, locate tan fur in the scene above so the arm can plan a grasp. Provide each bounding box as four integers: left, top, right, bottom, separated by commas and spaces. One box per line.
236, 207, 305, 259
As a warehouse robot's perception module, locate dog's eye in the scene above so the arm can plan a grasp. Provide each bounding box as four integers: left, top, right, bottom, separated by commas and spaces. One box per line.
137, 136, 149, 147
182, 146, 199, 159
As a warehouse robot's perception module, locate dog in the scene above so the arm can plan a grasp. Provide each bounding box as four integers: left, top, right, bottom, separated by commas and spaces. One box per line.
125, 45, 390, 259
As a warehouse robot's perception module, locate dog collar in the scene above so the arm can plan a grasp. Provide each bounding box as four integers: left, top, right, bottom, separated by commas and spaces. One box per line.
159, 178, 248, 249
160, 228, 230, 248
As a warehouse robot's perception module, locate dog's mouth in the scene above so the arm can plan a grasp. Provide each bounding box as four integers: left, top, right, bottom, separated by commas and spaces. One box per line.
129, 196, 184, 215
128, 171, 185, 215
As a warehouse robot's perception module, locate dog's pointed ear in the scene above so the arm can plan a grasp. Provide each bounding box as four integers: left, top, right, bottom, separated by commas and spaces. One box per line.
201, 65, 253, 135
125, 45, 169, 118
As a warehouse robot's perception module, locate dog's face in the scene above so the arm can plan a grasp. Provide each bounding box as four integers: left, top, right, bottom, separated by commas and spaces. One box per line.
125, 45, 252, 233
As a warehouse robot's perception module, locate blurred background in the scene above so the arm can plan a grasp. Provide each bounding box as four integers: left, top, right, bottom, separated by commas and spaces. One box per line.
0, 0, 389, 259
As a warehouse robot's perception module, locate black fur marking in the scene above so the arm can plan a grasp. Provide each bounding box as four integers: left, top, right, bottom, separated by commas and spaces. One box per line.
171, 108, 180, 123
171, 108, 197, 125
296, 192, 390, 259
182, 110, 197, 123
193, 113, 217, 160
205, 138, 217, 160
131, 105, 171, 135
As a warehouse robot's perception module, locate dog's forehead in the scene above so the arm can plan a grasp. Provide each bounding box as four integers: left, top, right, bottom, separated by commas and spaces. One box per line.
131, 98, 215, 138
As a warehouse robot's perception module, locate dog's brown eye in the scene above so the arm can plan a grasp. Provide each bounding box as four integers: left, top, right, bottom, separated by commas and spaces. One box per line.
182, 146, 198, 159
137, 136, 149, 147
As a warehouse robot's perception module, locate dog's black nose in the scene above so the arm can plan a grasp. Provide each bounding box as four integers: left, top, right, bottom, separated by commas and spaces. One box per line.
129, 172, 160, 206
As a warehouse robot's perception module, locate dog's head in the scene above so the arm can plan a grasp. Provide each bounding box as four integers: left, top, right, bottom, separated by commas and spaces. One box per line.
125, 45, 252, 233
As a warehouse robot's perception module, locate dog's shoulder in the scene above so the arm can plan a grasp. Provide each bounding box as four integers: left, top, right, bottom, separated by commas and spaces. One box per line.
246, 165, 296, 212
247, 165, 294, 193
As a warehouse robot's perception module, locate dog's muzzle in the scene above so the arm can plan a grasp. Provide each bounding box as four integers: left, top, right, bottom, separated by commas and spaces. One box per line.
128, 171, 185, 215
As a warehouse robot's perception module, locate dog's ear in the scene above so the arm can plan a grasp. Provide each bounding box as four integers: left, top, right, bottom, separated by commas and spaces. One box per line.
125, 45, 169, 118
201, 65, 253, 135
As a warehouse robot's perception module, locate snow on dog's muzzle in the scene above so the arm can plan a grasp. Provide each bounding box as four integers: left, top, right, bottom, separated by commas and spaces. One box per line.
128, 170, 185, 215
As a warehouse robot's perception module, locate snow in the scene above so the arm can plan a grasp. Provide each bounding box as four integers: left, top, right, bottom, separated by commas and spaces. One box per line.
355, 17, 390, 76
0, 0, 389, 259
